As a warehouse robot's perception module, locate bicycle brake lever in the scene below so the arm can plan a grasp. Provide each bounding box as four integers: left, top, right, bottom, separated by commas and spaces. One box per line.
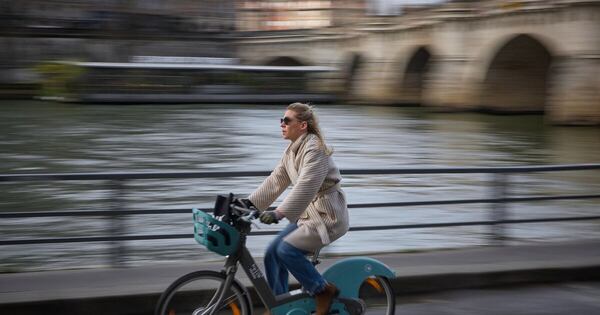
237, 209, 258, 223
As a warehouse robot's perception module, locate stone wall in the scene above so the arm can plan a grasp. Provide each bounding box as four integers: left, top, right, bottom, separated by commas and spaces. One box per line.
344, 0, 600, 124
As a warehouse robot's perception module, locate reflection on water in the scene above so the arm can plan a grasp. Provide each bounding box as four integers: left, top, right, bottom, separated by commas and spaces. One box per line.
1, 101, 599, 271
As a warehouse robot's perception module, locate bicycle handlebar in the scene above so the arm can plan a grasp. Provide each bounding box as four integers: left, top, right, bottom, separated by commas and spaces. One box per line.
231, 204, 260, 223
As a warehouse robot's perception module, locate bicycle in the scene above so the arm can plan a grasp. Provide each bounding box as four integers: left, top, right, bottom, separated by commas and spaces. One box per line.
155, 193, 396, 315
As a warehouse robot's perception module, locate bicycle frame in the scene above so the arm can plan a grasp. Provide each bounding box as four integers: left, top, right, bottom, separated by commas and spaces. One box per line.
216, 233, 313, 313
213, 230, 396, 315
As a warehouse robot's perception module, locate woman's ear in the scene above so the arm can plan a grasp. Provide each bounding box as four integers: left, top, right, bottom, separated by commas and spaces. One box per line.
301, 121, 308, 131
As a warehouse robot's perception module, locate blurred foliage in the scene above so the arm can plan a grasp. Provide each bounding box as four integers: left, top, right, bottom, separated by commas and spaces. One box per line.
34, 61, 85, 98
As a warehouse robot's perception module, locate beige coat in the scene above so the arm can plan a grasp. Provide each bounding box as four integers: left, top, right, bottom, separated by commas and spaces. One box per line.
248, 133, 349, 252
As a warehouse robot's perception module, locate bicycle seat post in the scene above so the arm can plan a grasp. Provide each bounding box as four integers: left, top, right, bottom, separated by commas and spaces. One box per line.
311, 248, 321, 266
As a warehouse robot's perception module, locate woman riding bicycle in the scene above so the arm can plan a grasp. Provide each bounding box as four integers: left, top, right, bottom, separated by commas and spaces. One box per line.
240, 102, 349, 315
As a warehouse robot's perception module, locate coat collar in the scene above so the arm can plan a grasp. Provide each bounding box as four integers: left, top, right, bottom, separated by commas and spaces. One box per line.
286, 132, 311, 155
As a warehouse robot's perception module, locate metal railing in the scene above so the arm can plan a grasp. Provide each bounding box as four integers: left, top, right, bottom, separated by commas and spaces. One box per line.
1, 164, 600, 267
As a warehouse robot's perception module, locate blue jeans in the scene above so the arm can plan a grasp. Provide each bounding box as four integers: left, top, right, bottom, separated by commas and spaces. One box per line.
264, 223, 326, 295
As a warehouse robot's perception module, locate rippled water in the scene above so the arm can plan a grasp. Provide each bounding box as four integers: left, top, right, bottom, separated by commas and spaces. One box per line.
1, 101, 599, 271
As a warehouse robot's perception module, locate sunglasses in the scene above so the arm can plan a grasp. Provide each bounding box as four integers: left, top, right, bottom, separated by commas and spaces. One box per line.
280, 117, 300, 125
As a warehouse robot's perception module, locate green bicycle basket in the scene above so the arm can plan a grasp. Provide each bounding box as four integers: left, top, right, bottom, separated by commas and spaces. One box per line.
193, 208, 240, 256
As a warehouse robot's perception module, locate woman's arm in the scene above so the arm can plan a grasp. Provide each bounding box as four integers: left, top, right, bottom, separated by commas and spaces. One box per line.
277, 147, 328, 221
248, 159, 291, 211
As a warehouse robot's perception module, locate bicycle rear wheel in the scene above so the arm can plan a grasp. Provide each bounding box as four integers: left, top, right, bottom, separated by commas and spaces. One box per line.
155, 270, 251, 315
358, 275, 395, 315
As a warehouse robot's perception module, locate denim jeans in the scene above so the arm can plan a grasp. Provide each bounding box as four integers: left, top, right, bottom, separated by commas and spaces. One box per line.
264, 223, 326, 295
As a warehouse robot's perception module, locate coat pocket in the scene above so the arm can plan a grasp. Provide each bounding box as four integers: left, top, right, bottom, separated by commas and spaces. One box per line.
314, 194, 339, 222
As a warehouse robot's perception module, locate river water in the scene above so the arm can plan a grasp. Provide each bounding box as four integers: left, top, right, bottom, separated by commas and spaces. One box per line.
1, 101, 599, 271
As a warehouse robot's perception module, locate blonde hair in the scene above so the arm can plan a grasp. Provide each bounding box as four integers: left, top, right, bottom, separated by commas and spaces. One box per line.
287, 102, 333, 155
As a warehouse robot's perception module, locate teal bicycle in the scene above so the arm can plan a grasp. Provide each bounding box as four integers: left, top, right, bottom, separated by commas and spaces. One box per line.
155, 194, 396, 315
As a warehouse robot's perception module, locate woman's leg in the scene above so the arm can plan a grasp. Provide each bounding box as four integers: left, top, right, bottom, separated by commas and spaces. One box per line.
264, 223, 298, 295
275, 241, 326, 294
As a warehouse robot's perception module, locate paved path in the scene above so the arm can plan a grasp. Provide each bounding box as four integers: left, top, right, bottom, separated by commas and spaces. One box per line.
396, 281, 600, 315
1, 240, 600, 315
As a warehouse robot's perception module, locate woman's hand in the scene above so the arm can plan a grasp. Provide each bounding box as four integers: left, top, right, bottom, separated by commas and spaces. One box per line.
260, 210, 283, 224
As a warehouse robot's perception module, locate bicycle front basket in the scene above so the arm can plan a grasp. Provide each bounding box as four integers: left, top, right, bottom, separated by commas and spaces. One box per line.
193, 208, 240, 256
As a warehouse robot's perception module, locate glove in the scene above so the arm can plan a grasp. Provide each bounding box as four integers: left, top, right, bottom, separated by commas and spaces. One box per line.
234, 198, 257, 210
259, 211, 280, 224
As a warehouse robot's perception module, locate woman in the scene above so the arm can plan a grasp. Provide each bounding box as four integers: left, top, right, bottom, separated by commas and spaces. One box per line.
245, 102, 349, 315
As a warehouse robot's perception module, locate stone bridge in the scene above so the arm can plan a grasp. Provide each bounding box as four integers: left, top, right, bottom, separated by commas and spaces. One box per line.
236, 0, 600, 125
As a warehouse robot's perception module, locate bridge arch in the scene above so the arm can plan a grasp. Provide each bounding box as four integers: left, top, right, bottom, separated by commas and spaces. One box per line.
398, 46, 433, 105
344, 52, 364, 96
479, 34, 554, 113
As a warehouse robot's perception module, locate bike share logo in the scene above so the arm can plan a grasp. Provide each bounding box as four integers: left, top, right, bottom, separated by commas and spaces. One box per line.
248, 263, 263, 280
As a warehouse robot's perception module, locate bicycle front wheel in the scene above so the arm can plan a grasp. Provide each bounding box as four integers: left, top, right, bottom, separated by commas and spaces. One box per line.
358, 275, 395, 315
155, 270, 251, 315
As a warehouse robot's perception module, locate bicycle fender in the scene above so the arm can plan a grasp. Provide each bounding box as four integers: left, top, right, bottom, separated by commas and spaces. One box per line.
322, 257, 395, 298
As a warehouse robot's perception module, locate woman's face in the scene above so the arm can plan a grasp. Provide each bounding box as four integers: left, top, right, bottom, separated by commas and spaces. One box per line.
280, 109, 307, 141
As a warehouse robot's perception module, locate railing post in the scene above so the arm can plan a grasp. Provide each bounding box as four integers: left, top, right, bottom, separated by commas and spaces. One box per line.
489, 172, 509, 246
109, 179, 127, 267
